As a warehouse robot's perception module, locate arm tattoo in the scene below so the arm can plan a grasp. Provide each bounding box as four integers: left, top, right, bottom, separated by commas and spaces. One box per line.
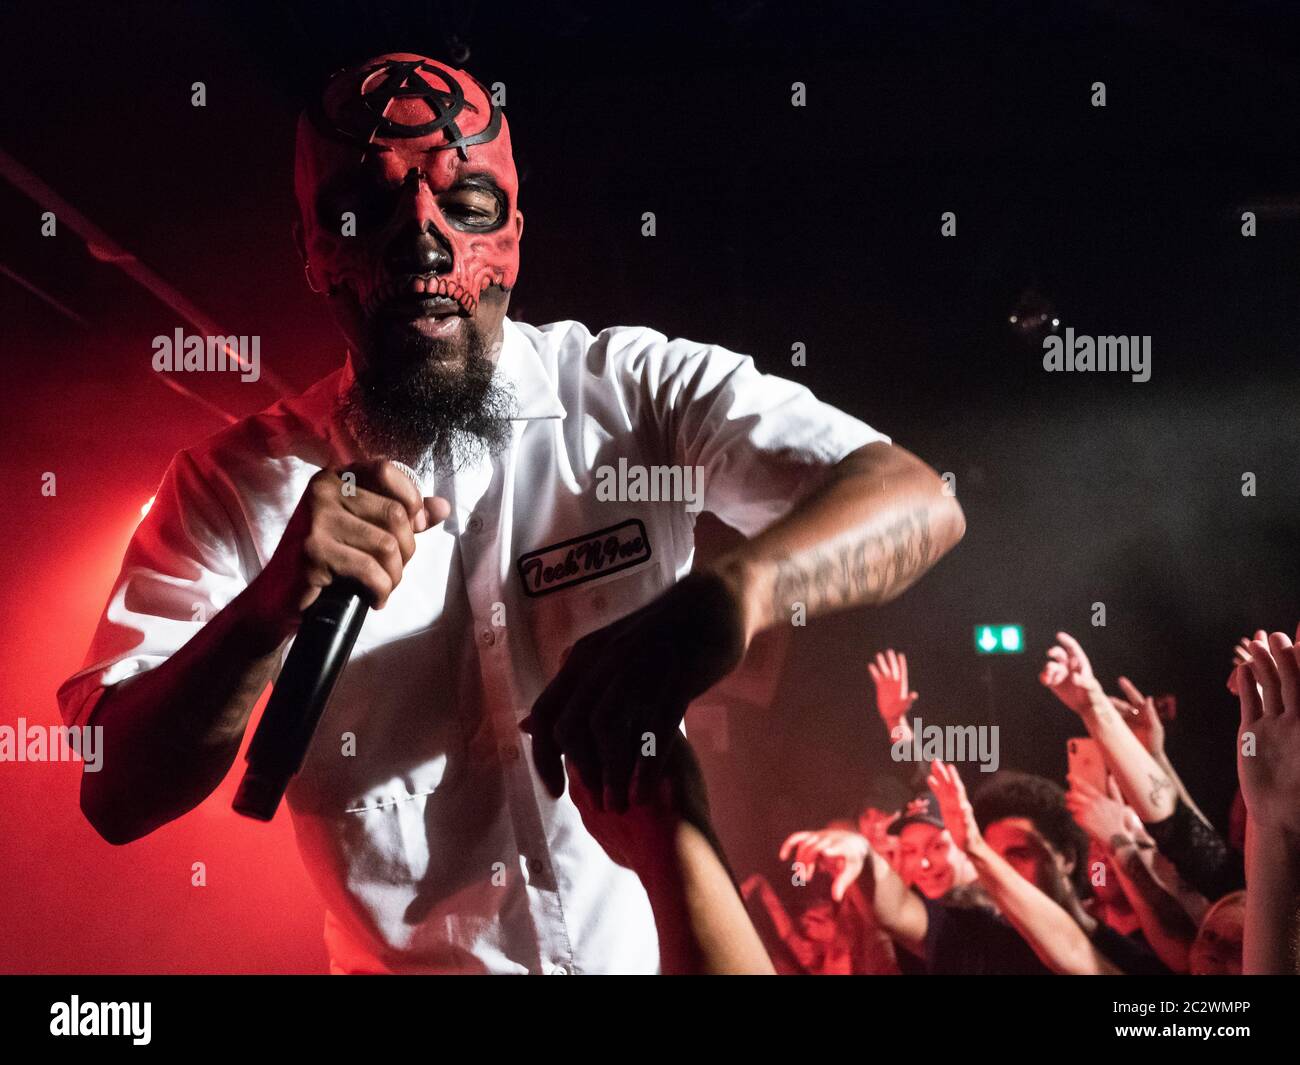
770, 507, 934, 620
1148, 774, 1172, 808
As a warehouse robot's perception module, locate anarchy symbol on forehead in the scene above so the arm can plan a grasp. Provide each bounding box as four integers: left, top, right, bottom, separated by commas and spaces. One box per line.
309, 58, 502, 161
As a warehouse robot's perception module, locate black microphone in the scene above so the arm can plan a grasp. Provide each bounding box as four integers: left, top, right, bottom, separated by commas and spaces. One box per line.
233, 461, 423, 821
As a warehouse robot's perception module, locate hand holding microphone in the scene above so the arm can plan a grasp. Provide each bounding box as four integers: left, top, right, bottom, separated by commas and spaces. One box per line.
233, 459, 448, 820
243, 459, 447, 648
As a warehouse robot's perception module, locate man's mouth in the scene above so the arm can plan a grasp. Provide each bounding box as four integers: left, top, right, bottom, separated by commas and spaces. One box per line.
369, 276, 472, 320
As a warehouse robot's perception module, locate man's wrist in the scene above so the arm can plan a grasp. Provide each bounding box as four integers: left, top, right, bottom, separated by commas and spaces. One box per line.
699, 554, 763, 648
234, 574, 298, 659
1078, 681, 1112, 720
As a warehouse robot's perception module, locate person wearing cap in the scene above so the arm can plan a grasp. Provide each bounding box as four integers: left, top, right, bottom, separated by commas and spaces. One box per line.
784, 773, 1097, 974
888, 791, 976, 902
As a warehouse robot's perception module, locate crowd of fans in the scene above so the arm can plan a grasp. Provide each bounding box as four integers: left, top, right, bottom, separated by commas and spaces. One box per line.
562, 629, 1300, 974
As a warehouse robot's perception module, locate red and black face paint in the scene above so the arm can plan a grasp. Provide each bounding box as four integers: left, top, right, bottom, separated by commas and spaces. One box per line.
294, 53, 522, 320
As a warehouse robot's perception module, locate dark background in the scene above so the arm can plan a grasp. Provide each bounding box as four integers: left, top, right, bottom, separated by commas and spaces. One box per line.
1, 0, 1297, 972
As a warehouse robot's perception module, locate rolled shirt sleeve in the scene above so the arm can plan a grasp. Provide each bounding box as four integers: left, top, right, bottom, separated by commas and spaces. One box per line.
56, 448, 251, 729
608, 328, 890, 537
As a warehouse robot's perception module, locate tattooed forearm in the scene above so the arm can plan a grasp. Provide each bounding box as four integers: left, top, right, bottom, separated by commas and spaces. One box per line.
770, 507, 935, 621
705, 443, 963, 641
1148, 774, 1172, 809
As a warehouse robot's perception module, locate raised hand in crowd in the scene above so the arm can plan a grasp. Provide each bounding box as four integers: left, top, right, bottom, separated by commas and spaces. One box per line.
869, 647, 931, 790
1043, 632, 1241, 902
1040, 632, 1177, 823
1235, 628, 1300, 975
781, 824, 931, 958
869, 648, 919, 737
780, 826, 870, 903
1111, 677, 1164, 757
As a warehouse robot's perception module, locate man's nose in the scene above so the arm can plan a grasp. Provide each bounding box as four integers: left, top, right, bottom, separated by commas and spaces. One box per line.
920, 857, 932, 870
386, 168, 452, 275
385, 219, 452, 276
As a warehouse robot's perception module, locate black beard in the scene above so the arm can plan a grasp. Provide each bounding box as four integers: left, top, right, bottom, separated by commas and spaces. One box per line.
338, 314, 517, 474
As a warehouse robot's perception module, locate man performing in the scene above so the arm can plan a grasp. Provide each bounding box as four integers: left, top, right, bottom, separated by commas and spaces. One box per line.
57, 53, 965, 974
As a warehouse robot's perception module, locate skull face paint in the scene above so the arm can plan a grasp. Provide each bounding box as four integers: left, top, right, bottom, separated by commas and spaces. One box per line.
294, 53, 522, 334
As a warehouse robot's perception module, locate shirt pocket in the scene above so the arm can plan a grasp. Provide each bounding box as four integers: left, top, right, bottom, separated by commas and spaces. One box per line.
332, 756, 513, 932
521, 555, 671, 684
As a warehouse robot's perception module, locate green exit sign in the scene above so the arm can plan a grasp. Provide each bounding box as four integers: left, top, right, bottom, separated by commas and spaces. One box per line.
975, 624, 1024, 654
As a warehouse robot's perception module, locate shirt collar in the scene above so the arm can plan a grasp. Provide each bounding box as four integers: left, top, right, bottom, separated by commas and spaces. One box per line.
497, 315, 566, 421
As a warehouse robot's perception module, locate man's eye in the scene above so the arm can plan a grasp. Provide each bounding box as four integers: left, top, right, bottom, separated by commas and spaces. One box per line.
442, 191, 503, 227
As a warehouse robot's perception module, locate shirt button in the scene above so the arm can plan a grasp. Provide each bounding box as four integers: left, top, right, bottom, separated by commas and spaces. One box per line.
504, 744, 520, 761
480, 629, 496, 646
466, 514, 483, 533
528, 857, 547, 877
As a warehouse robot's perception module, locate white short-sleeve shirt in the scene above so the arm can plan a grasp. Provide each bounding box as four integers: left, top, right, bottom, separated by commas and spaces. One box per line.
57, 317, 888, 974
